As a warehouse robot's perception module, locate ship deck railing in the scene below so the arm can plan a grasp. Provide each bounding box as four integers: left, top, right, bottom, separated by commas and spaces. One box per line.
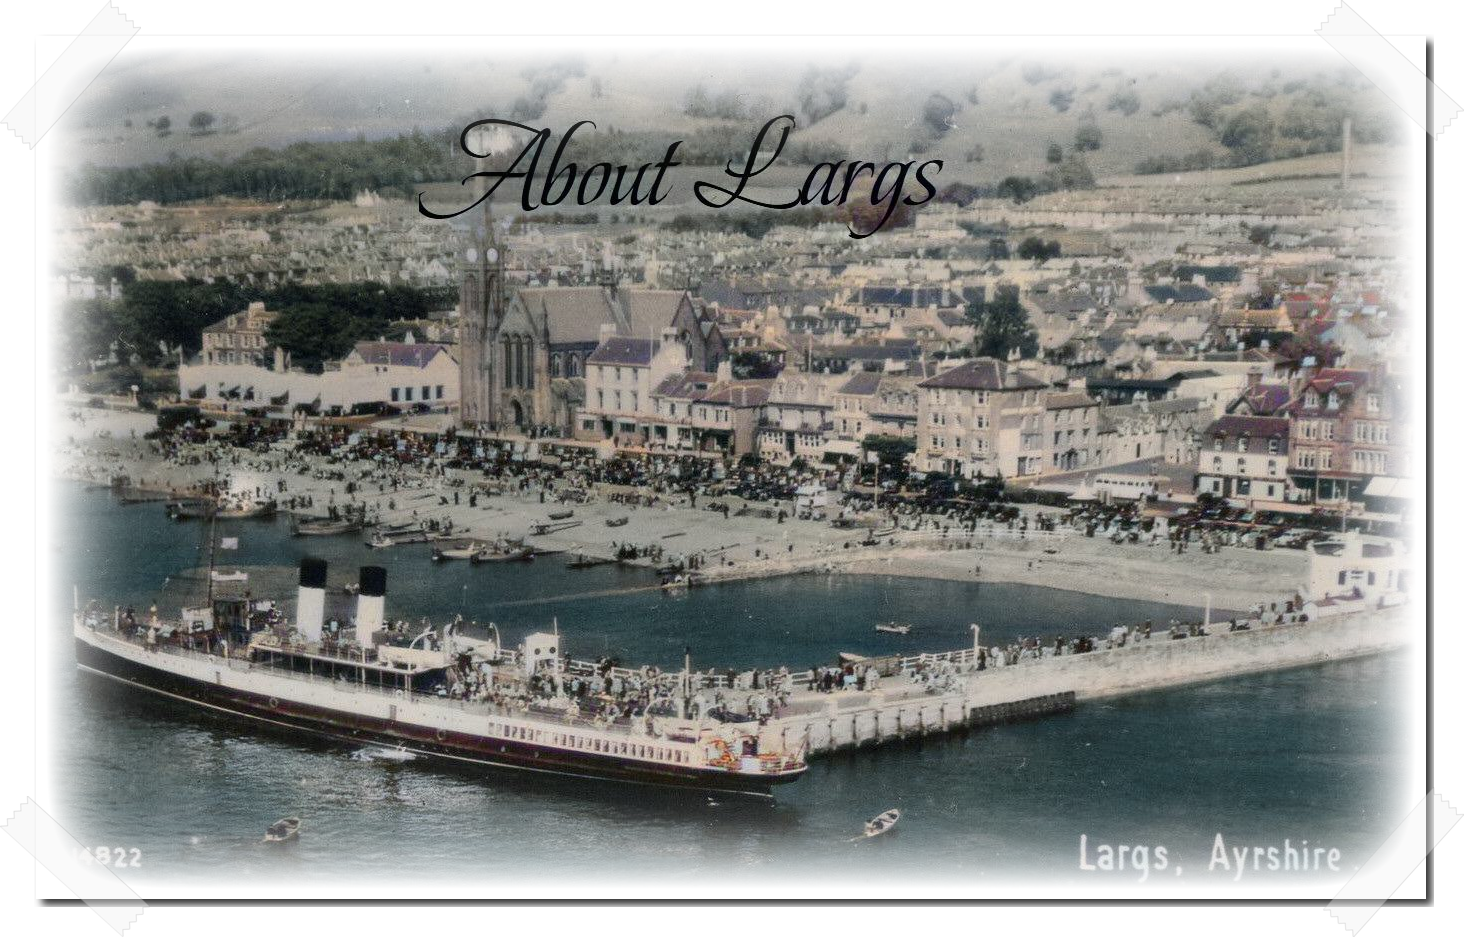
98, 628, 737, 744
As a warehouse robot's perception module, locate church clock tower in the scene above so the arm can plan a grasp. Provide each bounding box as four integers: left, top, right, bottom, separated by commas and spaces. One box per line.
457, 137, 506, 428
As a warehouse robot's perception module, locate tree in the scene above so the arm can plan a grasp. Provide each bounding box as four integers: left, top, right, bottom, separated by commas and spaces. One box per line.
1106, 89, 1140, 116
730, 351, 781, 380
116, 278, 255, 365
265, 304, 369, 372
1220, 104, 1275, 166
987, 238, 1010, 260
1016, 236, 1061, 262
1277, 331, 1343, 368
968, 286, 1038, 361
862, 434, 915, 468
59, 298, 122, 370
996, 175, 1041, 204
1073, 123, 1103, 152
1245, 223, 1277, 247
152, 115, 171, 137
1049, 88, 1075, 112
922, 92, 958, 136
1046, 142, 1063, 163
1043, 154, 1095, 191
188, 111, 217, 135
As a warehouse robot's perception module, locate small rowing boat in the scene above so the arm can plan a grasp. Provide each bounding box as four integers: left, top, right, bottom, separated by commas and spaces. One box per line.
853, 809, 900, 841
263, 817, 300, 844
471, 544, 532, 563
291, 517, 362, 536
875, 622, 911, 635
432, 542, 481, 561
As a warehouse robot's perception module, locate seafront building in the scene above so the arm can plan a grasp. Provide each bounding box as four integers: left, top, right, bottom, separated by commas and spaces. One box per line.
79, 146, 1401, 521
914, 358, 1048, 478
178, 311, 459, 415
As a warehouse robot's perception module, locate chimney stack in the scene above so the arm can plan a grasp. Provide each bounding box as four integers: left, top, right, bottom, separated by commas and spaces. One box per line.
296, 557, 327, 642
355, 566, 387, 645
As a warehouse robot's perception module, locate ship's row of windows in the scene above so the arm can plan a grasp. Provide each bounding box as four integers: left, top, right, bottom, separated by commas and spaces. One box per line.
486, 721, 687, 764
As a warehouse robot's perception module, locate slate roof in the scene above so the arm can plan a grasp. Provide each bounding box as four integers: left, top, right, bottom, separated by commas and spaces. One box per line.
1045, 391, 1098, 410
1227, 383, 1292, 415
587, 337, 656, 367
618, 290, 688, 339
349, 342, 451, 369
1174, 264, 1241, 284
1144, 284, 1214, 304
1202, 415, 1291, 455
918, 358, 1047, 392
855, 285, 950, 307
698, 381, 773, 408
518, 287, 617, 344
837, 371, 884, 396
652, 371, 716, 399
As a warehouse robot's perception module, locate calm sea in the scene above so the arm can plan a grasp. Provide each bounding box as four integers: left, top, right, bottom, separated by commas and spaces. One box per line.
50, 484, 1410, 891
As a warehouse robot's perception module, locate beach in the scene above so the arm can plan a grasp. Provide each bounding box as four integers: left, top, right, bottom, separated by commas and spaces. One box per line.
56, 402, 1305, 613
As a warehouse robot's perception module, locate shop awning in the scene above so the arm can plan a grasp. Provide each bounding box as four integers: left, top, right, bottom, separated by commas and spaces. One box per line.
1362, 476, 1411, 499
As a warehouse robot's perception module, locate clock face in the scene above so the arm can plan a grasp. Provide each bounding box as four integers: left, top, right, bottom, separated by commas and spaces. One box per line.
486, 248, 499, 263
464, 248, 478, 263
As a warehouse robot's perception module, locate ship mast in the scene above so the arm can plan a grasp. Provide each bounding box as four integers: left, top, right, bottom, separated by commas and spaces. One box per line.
205, 457, 221, 610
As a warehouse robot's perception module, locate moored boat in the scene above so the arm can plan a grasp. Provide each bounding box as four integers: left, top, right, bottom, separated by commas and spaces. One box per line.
470, 543, 532, 563
875, 623, 912, 635
432, 542, 482, 561
167, 497, 276, 521
291, 517, 363, 537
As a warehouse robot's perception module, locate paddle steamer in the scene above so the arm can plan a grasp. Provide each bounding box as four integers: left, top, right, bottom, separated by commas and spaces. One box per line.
74, 559, 806, 797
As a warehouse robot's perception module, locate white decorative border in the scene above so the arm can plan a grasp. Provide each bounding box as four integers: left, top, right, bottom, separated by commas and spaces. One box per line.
2, 799, 144, 932
28, 32, 1428, 901
1317, 2, 1459, 136
0, 4, 137, 148
1328, 791, 1462, 933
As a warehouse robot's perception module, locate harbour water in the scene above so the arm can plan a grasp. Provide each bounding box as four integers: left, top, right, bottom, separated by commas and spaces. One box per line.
51, 484, 1411, 889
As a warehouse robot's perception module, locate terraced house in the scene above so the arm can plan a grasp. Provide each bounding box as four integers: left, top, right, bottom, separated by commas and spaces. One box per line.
1194, 414, 1291, 504
915, 358, 1048, 479
1284, 368, 1406, 505
574, 329, 690, 446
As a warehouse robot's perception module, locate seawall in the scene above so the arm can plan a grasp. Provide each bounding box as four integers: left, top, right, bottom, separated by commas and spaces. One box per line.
763, 603, 1412, 757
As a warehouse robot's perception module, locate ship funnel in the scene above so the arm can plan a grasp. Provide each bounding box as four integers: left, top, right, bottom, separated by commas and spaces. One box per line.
355, 566, 386, 645
296, 557, 327, 642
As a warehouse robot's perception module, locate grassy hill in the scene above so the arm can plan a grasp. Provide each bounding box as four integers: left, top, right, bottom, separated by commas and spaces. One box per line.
59, 50, 1407, 199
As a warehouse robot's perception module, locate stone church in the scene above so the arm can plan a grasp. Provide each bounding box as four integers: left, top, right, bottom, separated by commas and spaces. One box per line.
457, 213, 726, 433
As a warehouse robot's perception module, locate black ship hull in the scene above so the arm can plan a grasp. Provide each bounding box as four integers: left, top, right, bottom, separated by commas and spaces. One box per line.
75, 637, 798, 798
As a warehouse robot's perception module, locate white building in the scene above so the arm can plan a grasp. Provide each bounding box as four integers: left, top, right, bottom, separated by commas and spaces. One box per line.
1306, 533, 1410, 608
178, 335, 459, 415
576, 328, 690, 444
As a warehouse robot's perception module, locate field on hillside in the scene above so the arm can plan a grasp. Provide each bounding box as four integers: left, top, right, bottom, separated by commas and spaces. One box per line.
60, 48, 1404, 186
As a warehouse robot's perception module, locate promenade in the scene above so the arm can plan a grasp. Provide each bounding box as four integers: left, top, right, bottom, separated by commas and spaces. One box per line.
57, 404, 1304, 612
